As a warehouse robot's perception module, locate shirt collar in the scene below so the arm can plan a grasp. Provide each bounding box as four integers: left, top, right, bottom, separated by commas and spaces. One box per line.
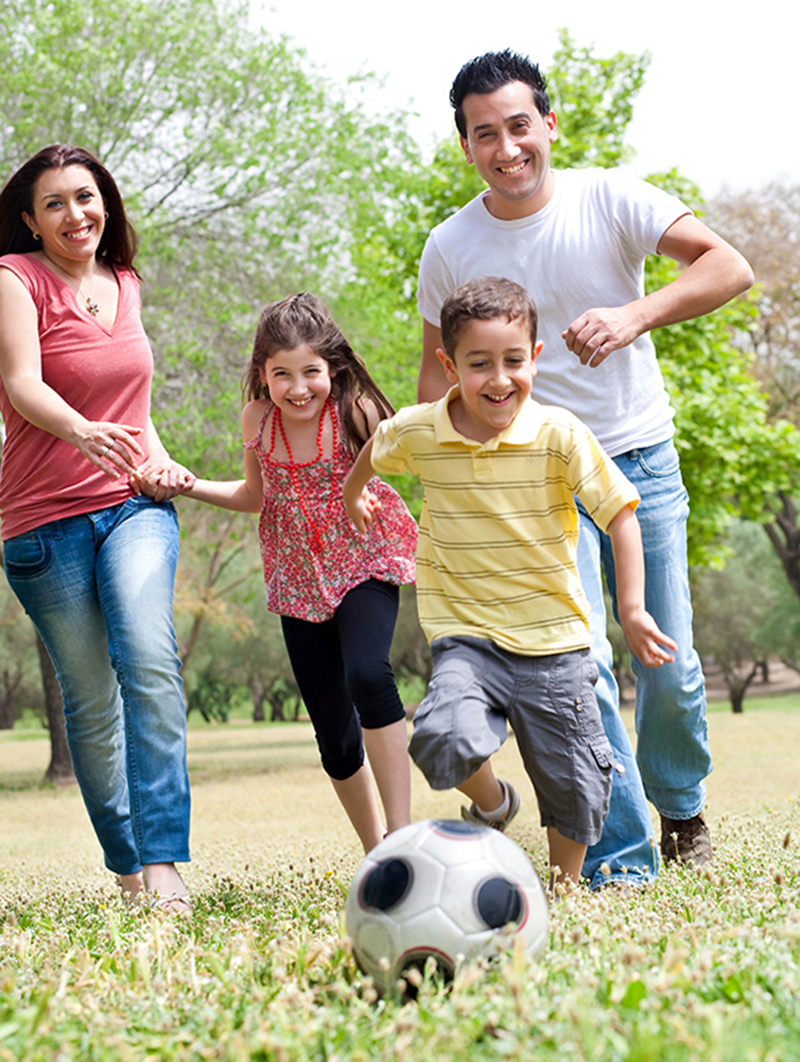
433, 386, 544, 450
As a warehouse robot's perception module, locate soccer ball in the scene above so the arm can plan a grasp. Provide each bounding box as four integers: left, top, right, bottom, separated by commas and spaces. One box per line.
345, 819, 548, 996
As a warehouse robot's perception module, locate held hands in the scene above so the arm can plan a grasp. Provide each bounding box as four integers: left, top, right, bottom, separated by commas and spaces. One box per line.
345, 486, 382, 533
561, 304, 644, 368
132, 458, 196, 502
619, 606, 678, 668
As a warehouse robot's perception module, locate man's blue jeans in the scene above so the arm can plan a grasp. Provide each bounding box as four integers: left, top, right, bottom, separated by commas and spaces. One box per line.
3, 496, 190, 876
578, 439, 712, 889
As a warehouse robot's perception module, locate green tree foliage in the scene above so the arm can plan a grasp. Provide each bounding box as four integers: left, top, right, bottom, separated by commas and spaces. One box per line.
0, 0, 417, 475
645, 173, 800, 566
547, 31, 650, 170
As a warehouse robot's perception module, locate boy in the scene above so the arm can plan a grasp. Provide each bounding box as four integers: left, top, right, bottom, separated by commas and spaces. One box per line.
344, 277, 676, 885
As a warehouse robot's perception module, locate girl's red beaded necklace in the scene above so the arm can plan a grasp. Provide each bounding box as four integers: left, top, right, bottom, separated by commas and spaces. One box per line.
267, 396, 338, 554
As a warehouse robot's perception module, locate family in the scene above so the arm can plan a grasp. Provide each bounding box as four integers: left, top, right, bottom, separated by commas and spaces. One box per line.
0, 50, 753, 909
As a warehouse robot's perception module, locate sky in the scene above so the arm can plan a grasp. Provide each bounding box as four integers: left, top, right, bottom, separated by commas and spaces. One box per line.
256, 0, 798, 199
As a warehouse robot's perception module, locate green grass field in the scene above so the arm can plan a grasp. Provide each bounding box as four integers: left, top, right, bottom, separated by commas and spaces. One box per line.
2, 692, 799, 1060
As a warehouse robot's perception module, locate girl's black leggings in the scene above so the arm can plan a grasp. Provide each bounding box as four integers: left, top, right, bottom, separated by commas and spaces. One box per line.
281, 579, 406, 780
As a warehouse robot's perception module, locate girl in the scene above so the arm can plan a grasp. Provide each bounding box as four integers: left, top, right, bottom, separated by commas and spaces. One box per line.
183, 293, 417, 852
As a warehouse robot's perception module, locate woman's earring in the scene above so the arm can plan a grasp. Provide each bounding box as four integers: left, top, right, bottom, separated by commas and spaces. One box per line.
33, 232, 41, 240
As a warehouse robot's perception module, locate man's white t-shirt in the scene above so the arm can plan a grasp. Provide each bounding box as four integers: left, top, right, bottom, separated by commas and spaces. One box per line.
417, 168, 690, 457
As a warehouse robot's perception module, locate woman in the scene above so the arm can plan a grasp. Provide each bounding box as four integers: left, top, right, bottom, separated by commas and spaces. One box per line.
0, 145, 193, 912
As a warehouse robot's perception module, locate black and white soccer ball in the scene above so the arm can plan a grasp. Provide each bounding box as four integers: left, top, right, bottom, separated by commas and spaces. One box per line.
345, 819, 548, 996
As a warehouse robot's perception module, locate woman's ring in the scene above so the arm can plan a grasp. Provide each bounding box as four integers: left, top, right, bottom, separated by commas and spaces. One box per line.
100, 445, 110, 457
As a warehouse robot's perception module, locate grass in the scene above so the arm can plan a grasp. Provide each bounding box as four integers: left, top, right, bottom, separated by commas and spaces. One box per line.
1, 693, 799, 1060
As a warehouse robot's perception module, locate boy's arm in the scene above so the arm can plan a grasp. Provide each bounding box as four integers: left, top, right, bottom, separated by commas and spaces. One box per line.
606, 505, 678, 668
343, 437, 382, 532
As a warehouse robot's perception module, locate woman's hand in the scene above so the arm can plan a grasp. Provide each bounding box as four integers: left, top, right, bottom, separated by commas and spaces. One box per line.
77, 421, 146, 479
132, 458, 196, 502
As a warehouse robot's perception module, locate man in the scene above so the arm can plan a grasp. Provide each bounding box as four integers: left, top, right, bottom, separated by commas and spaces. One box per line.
416, 49, 753, 887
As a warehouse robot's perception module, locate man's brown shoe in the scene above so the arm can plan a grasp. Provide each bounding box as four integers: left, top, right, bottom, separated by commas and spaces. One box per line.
659, 813, 713, 866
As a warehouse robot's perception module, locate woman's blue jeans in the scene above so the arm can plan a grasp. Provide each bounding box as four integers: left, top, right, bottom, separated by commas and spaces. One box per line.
578, 439, 712, 889
3, 496, 190, 876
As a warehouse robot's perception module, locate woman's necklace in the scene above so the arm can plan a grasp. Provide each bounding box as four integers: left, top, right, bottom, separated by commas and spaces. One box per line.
41, 252, 100, 317
269, 396, 338, 554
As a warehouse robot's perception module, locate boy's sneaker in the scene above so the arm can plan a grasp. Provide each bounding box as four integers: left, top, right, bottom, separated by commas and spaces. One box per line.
461, 780, 521, 832
659, 812, 713, 866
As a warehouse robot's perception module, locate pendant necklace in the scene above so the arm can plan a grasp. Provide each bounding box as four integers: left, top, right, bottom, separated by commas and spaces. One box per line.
269, 396, 338, 554
42, 252, 100, 316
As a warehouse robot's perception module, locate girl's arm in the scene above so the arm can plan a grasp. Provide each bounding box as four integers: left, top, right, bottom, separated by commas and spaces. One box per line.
343, 436, 382, 532
132, 419, 195, 501
182, 402, 264, 514
0, 268, 144, 477
607, 504, 678, 667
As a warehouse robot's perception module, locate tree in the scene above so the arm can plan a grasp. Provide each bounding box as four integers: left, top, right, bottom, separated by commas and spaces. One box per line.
0, 0, 419, 478
692, 519, 798, 712
639, 172, 800, 567
709, 184, 800, 600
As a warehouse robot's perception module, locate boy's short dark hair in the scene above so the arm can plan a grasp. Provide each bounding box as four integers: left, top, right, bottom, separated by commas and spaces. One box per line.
440, 276, 538, 357
450, 50, 550, 137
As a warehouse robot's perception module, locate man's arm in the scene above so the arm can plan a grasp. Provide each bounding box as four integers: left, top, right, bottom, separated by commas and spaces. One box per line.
606, 505, 678, 668
418, 319, 450, 403
562, 214, 755, 368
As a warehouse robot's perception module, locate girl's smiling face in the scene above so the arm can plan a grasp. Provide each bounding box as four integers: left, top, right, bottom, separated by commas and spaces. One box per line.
260, 344, 334, 422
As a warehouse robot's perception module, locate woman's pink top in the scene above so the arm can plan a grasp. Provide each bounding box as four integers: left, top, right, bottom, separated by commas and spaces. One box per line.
246, 404, 417, 621
0, 254, 153, 539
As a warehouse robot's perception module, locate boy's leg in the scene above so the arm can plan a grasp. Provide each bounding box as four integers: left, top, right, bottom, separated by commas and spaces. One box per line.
409, 637, 510, 807
547, 828, 587, 888
576, 508, 659, 888
457, 759, 504, 811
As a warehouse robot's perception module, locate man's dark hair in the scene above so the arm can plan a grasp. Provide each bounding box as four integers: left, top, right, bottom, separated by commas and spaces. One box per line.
450, 50, 550, 137
440, 276, 538, 357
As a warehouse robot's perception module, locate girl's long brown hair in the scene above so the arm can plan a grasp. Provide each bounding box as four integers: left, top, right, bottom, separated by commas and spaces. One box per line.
244, 293, 394, 456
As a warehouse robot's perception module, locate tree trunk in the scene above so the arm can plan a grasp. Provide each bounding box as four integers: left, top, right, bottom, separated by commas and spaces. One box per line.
764, 492, 800, 600
722, 660, 759, 715
0, 670, 21, 729
35, 631, 75, 784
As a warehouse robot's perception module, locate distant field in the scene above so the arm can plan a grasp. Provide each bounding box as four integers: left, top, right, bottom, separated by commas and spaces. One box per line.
2, 692, 798, 876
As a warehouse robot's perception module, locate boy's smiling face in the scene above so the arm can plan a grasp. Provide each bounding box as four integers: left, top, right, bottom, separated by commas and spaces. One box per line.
437, 316, 541, 442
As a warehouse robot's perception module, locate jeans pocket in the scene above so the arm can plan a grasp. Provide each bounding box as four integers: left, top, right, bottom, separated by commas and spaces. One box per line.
631, 441, 681, 480
3, 532, 52, 580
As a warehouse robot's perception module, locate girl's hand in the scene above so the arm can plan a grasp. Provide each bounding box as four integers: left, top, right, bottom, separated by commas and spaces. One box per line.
133, 458, 196, 502
347, 487, 382, 533
78, 421, 145, 479
620, 607, 678, 668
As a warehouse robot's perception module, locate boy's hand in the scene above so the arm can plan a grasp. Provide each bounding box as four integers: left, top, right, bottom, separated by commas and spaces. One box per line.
620, 607, 678, 668
346, 487, 382, 533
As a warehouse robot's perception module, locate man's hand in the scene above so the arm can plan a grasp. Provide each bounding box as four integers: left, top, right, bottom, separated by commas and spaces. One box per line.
561, 304, 644, 368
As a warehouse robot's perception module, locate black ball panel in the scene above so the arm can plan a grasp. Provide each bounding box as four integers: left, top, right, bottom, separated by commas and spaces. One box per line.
361, 858, 413, 911
476, 877, 524, 927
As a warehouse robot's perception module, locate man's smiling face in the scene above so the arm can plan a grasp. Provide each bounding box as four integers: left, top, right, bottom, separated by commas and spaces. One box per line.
461, 80, 558, 220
